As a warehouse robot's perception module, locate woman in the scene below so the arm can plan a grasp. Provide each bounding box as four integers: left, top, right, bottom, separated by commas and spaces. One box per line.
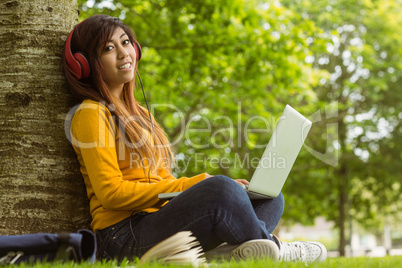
63, 14, 327, 264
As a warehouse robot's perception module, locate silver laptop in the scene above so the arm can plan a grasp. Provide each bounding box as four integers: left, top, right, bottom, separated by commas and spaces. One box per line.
158, 105, 312, 200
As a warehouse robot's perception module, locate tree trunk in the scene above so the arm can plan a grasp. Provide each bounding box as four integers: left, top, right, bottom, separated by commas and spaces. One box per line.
338, 172, 347, 256
0, 0, 91, 235
337, 117, 348, 256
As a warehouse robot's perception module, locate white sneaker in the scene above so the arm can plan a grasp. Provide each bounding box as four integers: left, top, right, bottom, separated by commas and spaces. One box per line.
272, 235, 327, 265
205, 239, 280, 262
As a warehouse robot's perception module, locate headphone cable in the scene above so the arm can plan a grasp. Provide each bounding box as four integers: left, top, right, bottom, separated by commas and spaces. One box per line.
137, 70, 154, 184
127, 71, 153, 248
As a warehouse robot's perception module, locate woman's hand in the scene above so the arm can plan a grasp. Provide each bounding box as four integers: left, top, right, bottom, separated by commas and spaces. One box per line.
234, 179, 249, 186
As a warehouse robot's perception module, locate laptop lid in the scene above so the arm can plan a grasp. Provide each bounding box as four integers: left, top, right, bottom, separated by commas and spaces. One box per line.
247, 105, 312, 197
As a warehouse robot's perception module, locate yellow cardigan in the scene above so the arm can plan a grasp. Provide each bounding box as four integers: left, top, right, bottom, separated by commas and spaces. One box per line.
70, 99, 206, 231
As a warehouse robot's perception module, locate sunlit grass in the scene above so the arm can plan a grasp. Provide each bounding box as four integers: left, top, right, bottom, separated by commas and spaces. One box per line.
4, 256, 402, 267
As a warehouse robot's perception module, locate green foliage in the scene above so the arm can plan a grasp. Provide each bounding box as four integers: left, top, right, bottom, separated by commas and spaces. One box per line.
78, 0, 326, 179
280, 0, 402, 229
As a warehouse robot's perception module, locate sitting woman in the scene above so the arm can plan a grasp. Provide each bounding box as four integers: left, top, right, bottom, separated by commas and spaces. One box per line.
63, 14, 327, 264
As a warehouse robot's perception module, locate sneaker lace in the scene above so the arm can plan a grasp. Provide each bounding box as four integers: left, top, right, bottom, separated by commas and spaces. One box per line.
279, 241, 306, 264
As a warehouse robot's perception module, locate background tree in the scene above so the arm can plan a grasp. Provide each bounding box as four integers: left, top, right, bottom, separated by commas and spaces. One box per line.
0, 0, 90, 234
281, 0, 402, 255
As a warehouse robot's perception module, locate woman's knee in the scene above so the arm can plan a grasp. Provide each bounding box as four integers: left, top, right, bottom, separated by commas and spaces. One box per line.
274, 192, 285, 215
199, 175, 248, 204
202, 175, 239, 192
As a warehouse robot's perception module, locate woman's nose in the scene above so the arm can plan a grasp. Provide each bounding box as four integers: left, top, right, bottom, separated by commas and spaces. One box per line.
118, 47, 129, 59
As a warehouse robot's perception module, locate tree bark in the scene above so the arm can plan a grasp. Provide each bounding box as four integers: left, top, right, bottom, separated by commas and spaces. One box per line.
0, 0, 91, 234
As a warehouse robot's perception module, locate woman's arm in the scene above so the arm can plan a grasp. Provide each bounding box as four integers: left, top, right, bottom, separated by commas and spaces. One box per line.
71, 101, 205, 211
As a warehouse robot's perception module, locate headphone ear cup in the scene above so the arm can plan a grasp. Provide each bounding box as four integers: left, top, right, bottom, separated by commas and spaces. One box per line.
65, 28, 83, 79
65, 25, 90, 80
133, 39, 142, 62
73, 52, 91, 79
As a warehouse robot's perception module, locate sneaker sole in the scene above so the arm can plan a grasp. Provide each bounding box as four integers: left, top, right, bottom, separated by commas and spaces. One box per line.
229, 239, 279, 261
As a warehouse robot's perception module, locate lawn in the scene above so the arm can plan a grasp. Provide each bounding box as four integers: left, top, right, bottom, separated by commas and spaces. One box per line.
5, 256, 402, 268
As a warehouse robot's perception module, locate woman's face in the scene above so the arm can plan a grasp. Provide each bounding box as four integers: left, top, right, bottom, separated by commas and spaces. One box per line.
99, 27, 137, 94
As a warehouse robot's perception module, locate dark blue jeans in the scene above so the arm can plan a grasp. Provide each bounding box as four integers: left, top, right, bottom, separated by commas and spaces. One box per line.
96, 175, 285, 261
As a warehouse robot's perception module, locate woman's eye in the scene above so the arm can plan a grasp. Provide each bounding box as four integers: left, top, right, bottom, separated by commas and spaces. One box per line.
105, 45, 113, 52
123, 39, 130, 45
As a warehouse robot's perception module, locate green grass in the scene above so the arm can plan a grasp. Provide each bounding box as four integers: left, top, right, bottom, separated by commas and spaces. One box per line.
4, 256, 402, 268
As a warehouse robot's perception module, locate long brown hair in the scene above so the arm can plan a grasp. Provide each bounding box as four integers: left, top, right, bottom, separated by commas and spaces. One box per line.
63, 15, 174, 173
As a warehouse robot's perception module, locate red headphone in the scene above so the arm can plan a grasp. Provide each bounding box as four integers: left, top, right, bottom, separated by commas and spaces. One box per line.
64, 24, 142, 80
